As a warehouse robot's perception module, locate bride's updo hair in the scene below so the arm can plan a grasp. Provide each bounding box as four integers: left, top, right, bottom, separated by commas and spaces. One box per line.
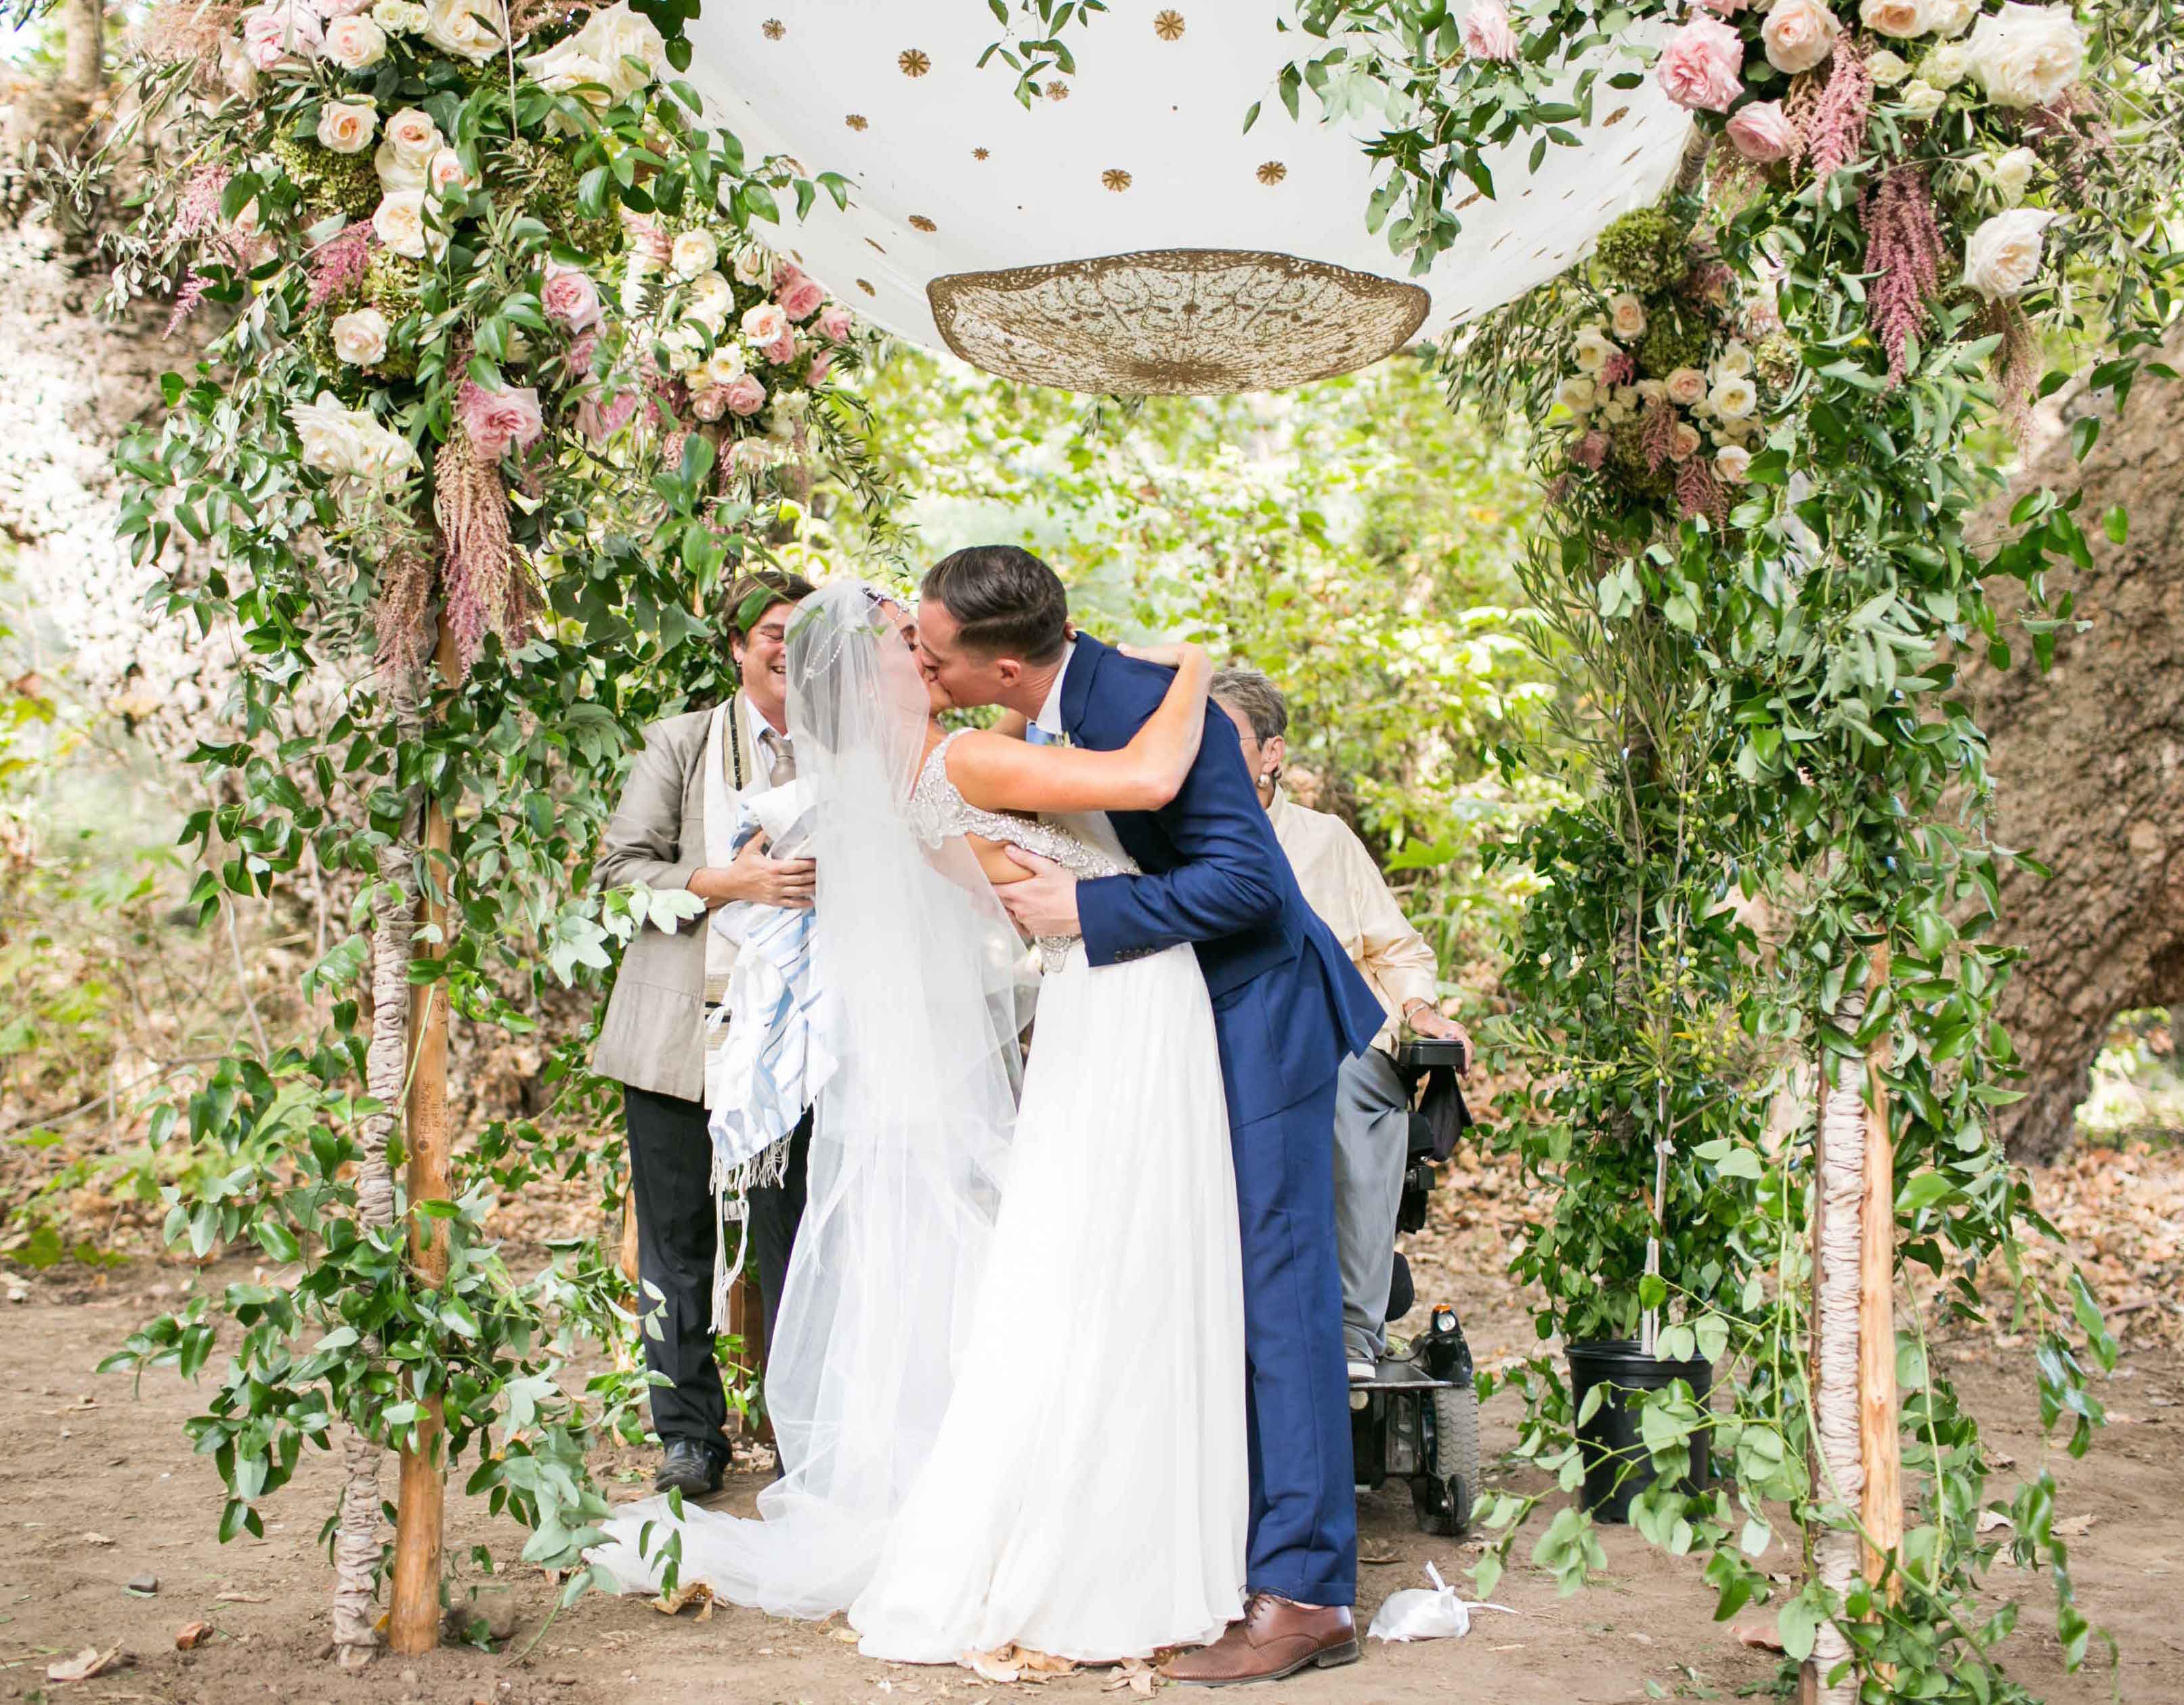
921, 545, 1069, 666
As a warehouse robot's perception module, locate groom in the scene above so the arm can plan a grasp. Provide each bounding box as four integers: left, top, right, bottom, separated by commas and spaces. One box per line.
917, 546, 1386, 1685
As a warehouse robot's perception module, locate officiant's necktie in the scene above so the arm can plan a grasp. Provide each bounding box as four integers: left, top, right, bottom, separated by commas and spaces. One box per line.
763, 727, 797, 785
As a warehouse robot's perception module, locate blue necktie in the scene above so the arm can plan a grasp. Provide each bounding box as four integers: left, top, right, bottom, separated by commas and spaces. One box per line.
1026, 724, 1056, 748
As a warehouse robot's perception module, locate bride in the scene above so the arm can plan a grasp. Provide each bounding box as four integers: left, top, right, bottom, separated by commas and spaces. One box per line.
591, 581, 1245, 1662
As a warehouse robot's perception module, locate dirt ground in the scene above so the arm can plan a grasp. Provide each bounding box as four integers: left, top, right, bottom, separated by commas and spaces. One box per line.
3, 1240, 2180, 1705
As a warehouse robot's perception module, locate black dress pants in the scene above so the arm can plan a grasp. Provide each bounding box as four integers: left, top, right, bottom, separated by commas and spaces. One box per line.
622, 1083, 813, 1458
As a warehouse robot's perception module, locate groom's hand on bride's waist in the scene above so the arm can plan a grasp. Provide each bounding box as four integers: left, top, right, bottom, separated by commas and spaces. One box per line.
999, 849, 1080, 938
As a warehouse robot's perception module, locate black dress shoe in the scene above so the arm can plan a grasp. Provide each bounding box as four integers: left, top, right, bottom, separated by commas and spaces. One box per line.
654, 1438, 725, 1497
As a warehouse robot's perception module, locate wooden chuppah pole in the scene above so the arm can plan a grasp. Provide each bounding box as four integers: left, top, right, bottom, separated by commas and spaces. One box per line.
387, 622, 459, 1655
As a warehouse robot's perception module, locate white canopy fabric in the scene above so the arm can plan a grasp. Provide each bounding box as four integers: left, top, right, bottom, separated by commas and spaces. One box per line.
684, 3, 1690, 394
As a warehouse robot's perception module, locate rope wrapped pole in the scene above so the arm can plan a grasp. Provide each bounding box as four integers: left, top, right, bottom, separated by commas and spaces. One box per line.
387, 623, 458, 1655
1858, 944, 1903, 1593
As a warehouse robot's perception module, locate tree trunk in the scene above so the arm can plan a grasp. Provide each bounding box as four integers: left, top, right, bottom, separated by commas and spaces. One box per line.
62, 0, 103, 97
1966, 330, 2184, 1161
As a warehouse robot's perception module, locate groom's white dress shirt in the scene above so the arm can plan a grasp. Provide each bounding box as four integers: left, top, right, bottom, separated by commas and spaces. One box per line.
1032, 641, 1077, 742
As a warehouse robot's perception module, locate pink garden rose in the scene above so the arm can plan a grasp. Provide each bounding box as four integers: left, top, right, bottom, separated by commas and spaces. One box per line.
740, 301, 789, 345
723, 374, 767, 418
1656, 15, 1745, 112
1461, 0, 1518, 61
540, 261, 603, 333
458, 379, 545, 457
805, 350, 834, 387
315, 0, 375, 18
1726, 99, 1799, 163
1694, 0, 1750, 14
575, 387, 639, 445
241, 0, 322, 67
761, 330, 796, 365
777, 273, 826, 322
691, 387, 729, 423
816, 303, 853, 343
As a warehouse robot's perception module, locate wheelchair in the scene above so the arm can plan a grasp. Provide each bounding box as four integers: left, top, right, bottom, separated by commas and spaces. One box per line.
1348, 1035, 1482, 1536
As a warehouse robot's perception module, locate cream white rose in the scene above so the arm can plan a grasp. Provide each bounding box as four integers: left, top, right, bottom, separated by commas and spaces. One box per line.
323, 14, 387, 68
1635, 378, 1669, 406
1968, 3, 2085, 108
619, 251, 660, 317
427, 147, 475, 196
731, 246, 769, 284
331, 306, 389, 366
1556, 376, 1598, 414
1927, 0, 1978, 33
1866, 48, 1911, 86
1669, 421, 1703, 462
1762, 0, 1839, 74
316, 98, 377, 155
1964, 207, 2058, 300
350, 419, 420, 485
383, 106, 442, 166
1608, 293, 1648, 339
522, 36, 611, 102
1922, 41, 1974, 86
1859, 0, 1931, 39
420, 0, 502, 60
371, 0, 426, 28
671, 230, 719, 281
702, 347, 749, 389
1713, 340, 1755, 378
583, 3, 667, 96
1665, 366, 1708, 407
1709, 374, 1759, 420
1988, 146, 2040, 207
1897, 78, 1947, 119
681, 269, 733, 326
1572, 326, 1617, 374
660, 324, 704, 373
371, 189, 437, 259
1715, 444, 1754, 483
292, 392, 362, 475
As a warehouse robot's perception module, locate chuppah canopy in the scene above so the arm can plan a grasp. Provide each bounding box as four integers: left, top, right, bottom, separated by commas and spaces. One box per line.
681, 2, 1691, 395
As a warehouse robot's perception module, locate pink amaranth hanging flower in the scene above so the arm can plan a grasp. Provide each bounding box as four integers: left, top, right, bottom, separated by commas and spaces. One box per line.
1676, 454, 1729, 525
165, 269, 211, 338
305, 222, 373, 311
175, 165, 233, 238
1641, 400, 1680, 473
1600, 350, 1636, 387
1807, 35, 1872, 185
1862, 163, 1945, 385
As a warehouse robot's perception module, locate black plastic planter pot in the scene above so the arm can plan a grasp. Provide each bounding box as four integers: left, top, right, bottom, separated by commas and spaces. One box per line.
1565, 1338, 1713, 1524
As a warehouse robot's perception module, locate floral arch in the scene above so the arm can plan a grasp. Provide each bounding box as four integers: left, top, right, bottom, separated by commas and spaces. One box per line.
91, 0, 2181, 1698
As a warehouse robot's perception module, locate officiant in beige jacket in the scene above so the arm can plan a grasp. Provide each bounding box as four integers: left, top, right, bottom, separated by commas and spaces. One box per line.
593, 567, 817, 1498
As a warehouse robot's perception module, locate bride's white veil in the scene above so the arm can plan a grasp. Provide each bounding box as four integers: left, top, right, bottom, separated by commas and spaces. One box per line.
590, 579, 1032, 1616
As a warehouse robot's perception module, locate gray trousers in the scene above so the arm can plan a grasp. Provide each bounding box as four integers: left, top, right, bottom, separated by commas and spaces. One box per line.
1333, 1046, 1411, 1362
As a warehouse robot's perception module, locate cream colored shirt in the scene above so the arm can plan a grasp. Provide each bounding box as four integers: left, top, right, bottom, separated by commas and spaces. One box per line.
1266, 785, 1440, 1054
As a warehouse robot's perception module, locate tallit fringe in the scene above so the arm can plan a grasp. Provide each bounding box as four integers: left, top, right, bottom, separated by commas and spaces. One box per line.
708, 1134, 794, 1335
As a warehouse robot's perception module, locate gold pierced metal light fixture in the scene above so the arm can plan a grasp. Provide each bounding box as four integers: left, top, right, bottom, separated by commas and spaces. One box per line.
927, 249, 1430, 395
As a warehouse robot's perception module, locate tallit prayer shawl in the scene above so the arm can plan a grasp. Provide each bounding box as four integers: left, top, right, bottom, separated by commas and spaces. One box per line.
699, 703, 836, 1331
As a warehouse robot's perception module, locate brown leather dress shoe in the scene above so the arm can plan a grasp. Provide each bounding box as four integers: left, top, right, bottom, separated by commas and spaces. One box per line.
1160, 1593, 1361, 1686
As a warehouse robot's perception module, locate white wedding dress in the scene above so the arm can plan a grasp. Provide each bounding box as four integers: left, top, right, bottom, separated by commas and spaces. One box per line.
849, 733, 1245, 1662
588, 588, 1244, 1664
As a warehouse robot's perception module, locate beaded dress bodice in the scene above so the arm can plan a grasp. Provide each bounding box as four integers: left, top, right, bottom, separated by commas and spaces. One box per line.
909, 729, 1136, 971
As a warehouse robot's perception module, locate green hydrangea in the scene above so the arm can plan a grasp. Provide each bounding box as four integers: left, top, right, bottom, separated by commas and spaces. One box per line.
1605, 417, 1674, 501
271, 135, 381, 224
1593, 207, 1690, 295
364, 251, 421, 318
1637, 309, 1711, 381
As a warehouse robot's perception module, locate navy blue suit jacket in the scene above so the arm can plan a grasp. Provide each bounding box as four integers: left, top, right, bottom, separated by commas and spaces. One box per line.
1063, 635, 1384, 1125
